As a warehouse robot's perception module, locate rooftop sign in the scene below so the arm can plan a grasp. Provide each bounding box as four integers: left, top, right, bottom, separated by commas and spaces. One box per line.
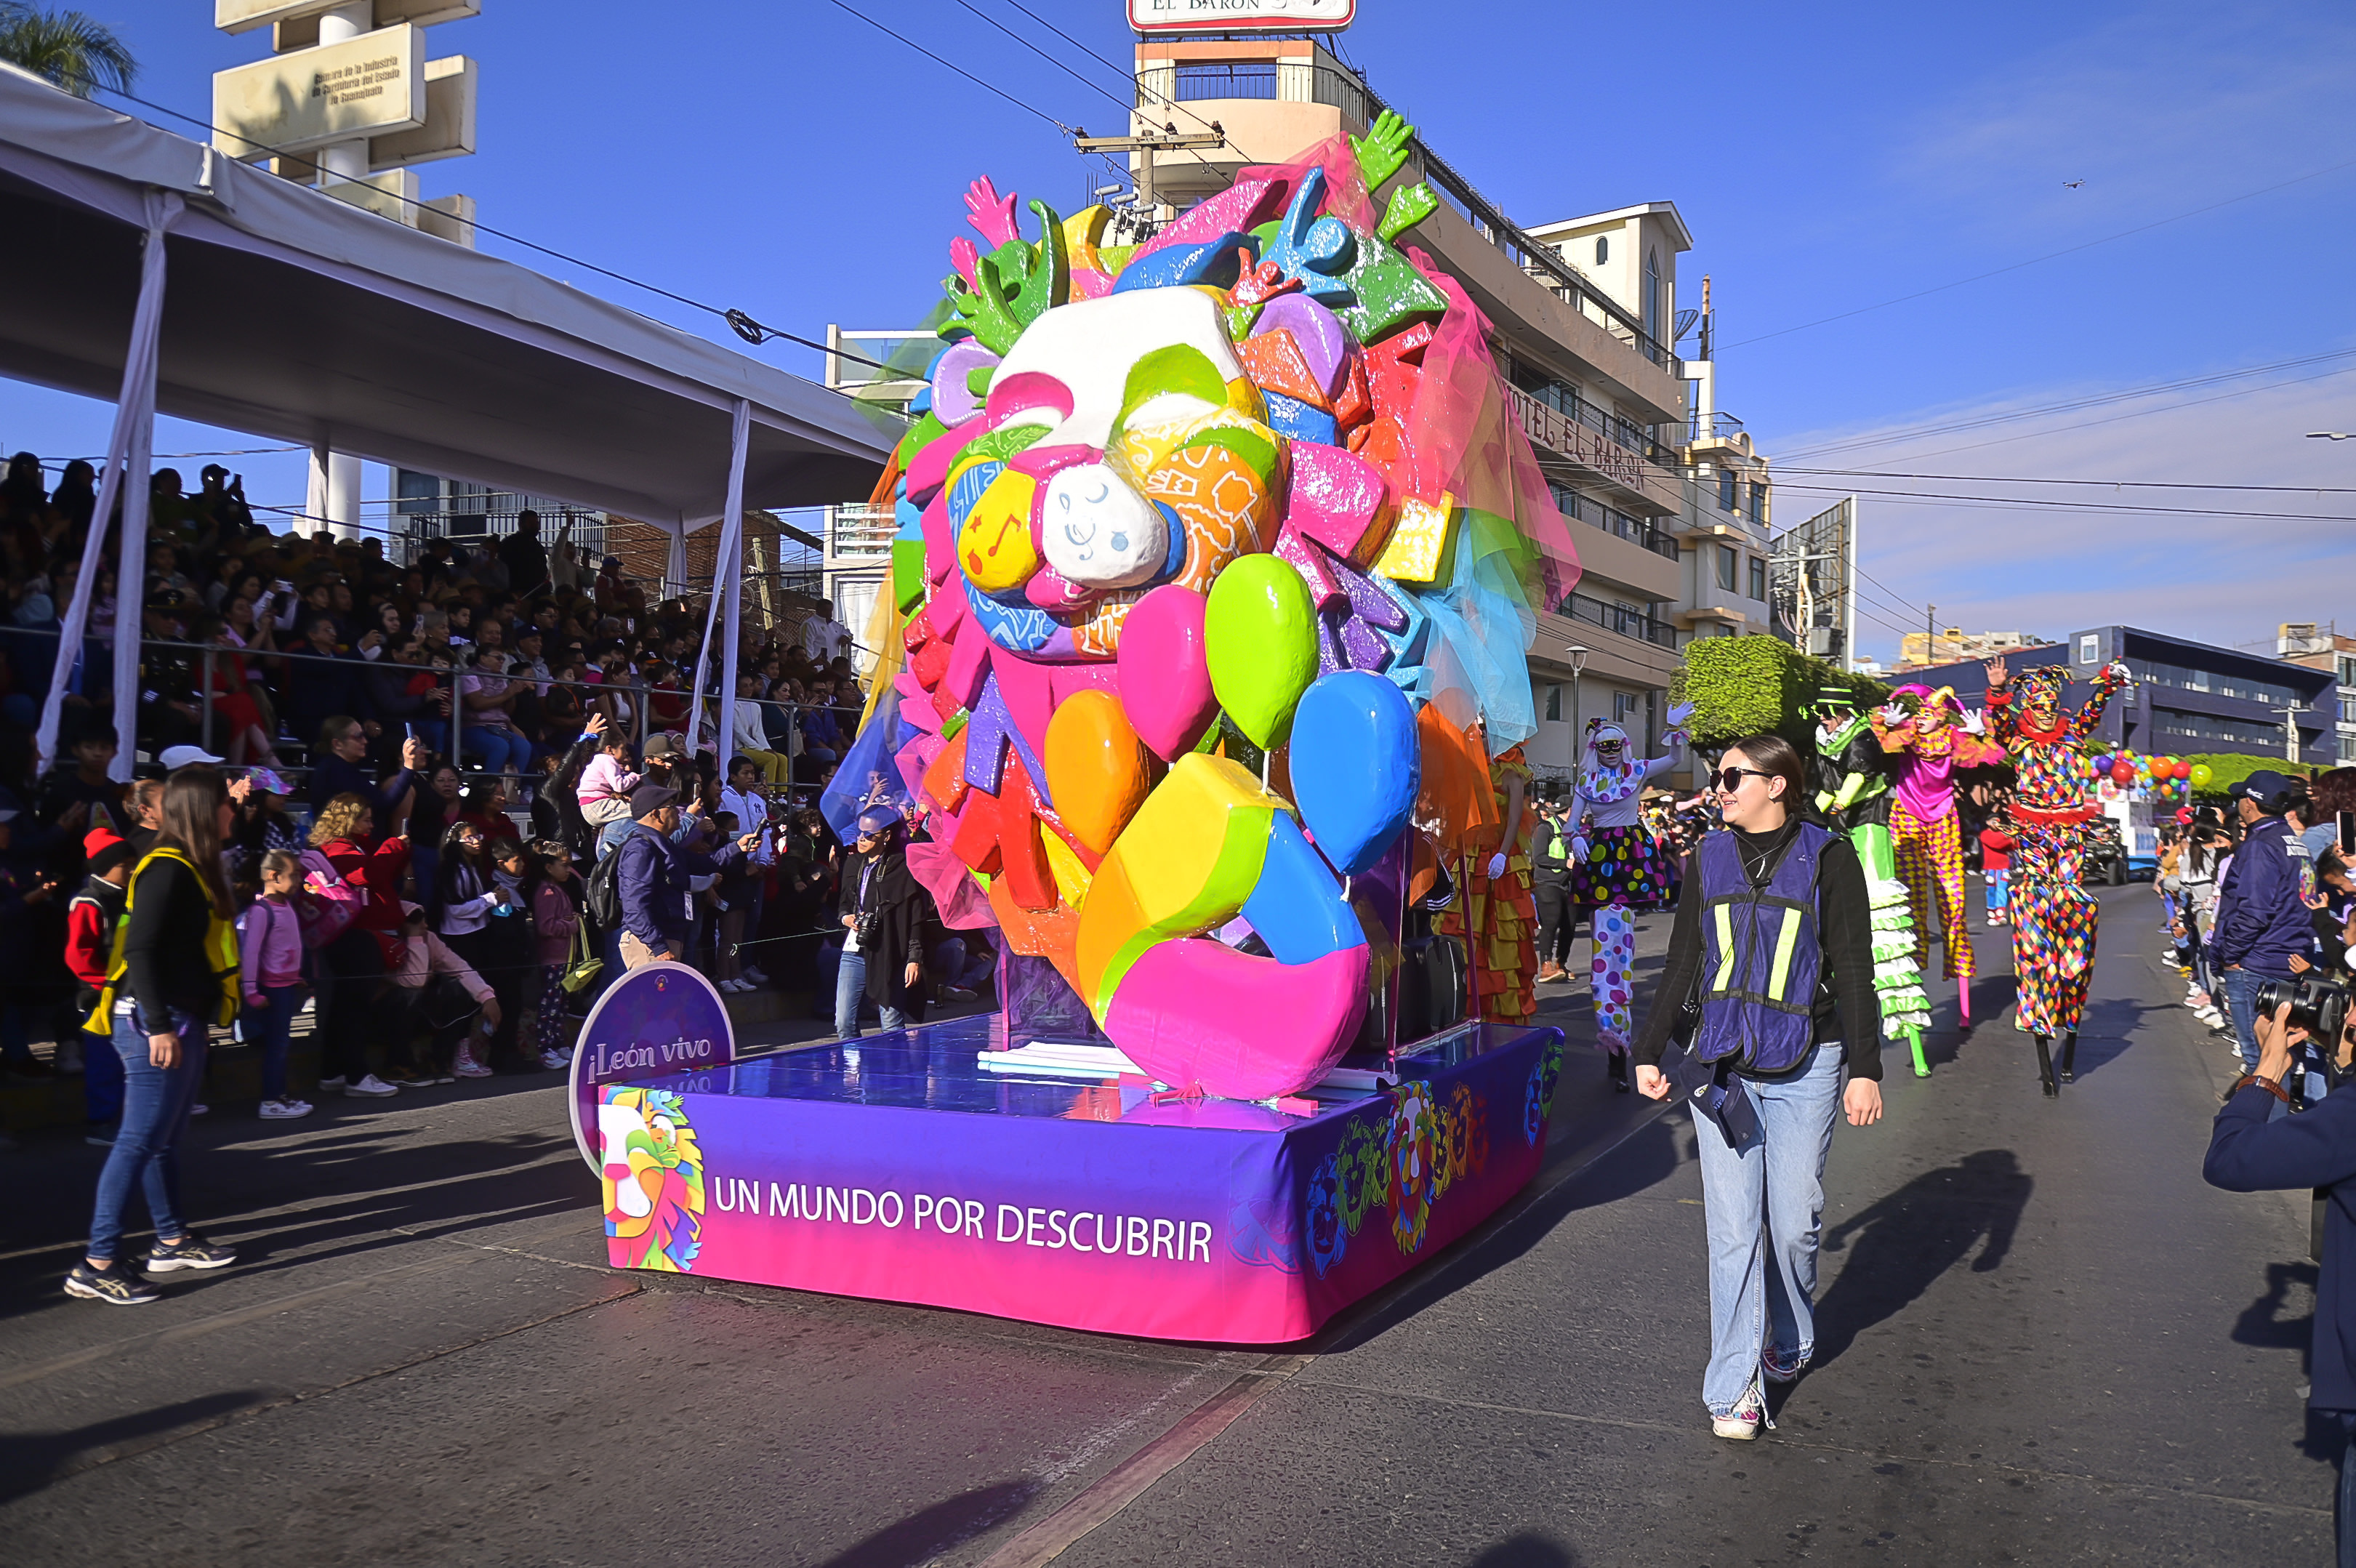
1129, 0, 1355, 33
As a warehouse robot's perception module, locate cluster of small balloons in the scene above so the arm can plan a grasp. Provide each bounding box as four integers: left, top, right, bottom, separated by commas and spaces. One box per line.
2088, 749, 2215, 797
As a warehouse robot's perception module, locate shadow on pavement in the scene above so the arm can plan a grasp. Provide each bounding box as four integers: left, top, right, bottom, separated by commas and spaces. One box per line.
1467, 1531, 1581, 1567
0, 1390, 262, 1502
809, 1479, 1042, 1567
1316, 1114, 1688, 1356
2234, 1259, 2317, 1370
1811, 1149, 2033, 1370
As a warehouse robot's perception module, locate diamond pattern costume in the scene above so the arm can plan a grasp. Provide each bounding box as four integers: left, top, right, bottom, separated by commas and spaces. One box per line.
1986, 661, 2131, 1069
1872, 690, 2004, 986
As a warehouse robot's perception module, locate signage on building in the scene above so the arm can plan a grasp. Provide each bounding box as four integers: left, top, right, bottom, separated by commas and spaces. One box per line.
217, 0, 477, 36
1129, 0, 1355, 34
212, 23, 425, 156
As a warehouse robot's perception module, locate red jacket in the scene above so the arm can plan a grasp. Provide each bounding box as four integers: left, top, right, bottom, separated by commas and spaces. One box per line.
319, 835, 413, 956
66, 898, 114, 987
1979, 828, 2014, 872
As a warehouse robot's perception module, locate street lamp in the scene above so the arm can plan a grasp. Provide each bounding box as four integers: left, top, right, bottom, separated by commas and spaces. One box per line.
1561, 643, 1589, 758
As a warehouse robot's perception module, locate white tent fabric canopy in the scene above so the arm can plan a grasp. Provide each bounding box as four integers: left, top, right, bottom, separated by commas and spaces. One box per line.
0, 65, 897, 775
0, 65, 895, 528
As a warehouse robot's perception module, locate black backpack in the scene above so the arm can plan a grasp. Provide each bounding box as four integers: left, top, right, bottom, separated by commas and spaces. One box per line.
584, 846, 625, 933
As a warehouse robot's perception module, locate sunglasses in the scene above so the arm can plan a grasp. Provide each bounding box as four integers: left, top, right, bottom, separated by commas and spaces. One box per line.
1713, 766, 1774, 794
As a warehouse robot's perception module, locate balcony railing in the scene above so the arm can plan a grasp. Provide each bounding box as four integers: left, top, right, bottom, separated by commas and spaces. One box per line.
1550, 484, 1678, 560
1131, 61, 1680, 378
1519, 379, 1676, 466
1559, 591, 1676, 648
1687, 411, 1745, 443
828, 503, 896, 560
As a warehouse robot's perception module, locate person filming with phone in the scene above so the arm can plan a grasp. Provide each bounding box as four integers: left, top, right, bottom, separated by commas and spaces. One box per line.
2205, 991, 2356, 1561
1632, 733, 1883, 1441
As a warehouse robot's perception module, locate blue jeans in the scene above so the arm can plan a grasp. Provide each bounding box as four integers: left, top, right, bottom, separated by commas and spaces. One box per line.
1693, 1041, 1845, 1416
461, 725, 532, 773
2222, 967, 2278, 1074
88, 1006, 209, 1262
833, 949, 905, 1041
244, 984, 305, 1101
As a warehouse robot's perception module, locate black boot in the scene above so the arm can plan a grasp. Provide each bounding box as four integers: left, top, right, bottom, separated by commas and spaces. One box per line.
2059, 1032, 2078, 1085
2034, 1034, 2058, 1098
1607, 1051, 1629, 1093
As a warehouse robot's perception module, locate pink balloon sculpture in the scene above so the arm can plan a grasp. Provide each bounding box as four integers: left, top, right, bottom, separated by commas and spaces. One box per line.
1117, 584, 1219, 760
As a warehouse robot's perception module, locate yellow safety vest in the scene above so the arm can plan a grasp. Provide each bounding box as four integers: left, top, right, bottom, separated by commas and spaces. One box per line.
81, 847, 241, 1035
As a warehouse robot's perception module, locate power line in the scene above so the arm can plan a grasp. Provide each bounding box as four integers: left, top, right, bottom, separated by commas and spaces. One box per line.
1780, 465, 2356, 493
1771, 481, 2356, 521
820, 0, 1079, 136
1775, 346, 2356, 461
1721, 153, 2356, 352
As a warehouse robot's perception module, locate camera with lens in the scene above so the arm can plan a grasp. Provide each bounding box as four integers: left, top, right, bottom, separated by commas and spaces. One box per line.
2258, 975, 2352, 1050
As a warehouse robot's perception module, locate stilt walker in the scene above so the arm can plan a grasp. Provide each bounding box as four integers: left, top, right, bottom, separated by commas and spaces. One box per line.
1982, 656, 2132, 1096
1809, 688, 1934, 1076
1871, 686, 2003, 1023
1567, 705, 1693, 1087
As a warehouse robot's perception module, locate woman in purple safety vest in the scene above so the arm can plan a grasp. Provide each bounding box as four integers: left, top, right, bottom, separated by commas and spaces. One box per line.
1632, 733, 1884, 1442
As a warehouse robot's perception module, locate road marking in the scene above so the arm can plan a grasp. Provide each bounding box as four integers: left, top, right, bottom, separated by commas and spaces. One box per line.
971, 1096, 1679, 1566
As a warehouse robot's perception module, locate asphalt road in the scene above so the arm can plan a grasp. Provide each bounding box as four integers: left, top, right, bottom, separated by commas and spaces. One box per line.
0, 885, 2329, 1566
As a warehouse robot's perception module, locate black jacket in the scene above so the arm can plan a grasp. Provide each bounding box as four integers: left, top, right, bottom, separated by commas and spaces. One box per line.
836, 846, 925, 1008
1631, 822, 1883, 1081
122, 853, 229, 1022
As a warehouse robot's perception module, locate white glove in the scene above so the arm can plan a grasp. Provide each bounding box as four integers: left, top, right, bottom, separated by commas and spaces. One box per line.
2106, 660, 2134, 683
1486, 852, 1507, 880
1956, 707, 1987, 736
1663, 700, 1697, 729
1569, 837, 1590, 864
1875, 704, 1907, 726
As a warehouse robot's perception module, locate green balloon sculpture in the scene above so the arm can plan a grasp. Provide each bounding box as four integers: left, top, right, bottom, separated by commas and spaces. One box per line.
1205, 554, 1319, 749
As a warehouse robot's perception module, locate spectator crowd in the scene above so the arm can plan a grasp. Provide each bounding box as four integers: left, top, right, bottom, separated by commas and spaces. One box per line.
0, 453, 997, 1146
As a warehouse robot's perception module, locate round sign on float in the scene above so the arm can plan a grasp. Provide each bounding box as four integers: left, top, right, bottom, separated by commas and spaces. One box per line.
567, 962, 737, 1172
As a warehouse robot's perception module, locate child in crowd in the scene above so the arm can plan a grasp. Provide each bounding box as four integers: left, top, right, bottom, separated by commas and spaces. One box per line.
529, 840, 580, 1069
388, 902, 499, 1080
65, 828, 136, 1139
1980, 813, 2014, 928
239, 850, 311, 1119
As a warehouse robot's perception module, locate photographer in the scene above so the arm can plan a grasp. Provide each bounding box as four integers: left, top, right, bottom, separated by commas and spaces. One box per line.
2203, 995, 2356, 1560
2213, 771, 2320, 1074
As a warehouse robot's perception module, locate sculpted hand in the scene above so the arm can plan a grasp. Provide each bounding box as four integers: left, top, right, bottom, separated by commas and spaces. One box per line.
1350, 108, 1415, 191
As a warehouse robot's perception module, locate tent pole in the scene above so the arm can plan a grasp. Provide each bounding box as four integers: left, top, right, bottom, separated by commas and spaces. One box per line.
686, 400, 750, 757
38, 189, 182, 782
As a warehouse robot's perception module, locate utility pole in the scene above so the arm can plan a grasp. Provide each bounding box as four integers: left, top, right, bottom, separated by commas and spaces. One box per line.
1072, 127, 1225, 228
1926, 604, 1936, 668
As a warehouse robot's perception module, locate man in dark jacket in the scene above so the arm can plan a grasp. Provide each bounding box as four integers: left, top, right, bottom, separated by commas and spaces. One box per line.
1532, 797, 1575, 984
832, 805, 925, 1040
614, 783, 757, 970
2205, 998, 2356, 1559
2214, 771, 2320, 1072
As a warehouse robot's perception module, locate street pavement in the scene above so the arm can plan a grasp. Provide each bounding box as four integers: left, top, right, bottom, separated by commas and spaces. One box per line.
0, 884, 2331, 1566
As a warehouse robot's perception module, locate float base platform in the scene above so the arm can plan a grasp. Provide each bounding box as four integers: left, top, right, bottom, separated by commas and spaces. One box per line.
595, 1016, 1565, 1343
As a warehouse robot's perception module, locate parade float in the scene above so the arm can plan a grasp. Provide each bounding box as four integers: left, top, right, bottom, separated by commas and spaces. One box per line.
575, 115, 1582, 1342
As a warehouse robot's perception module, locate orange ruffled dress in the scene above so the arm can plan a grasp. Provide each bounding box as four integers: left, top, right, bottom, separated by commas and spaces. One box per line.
1436, 747, 1537, 1025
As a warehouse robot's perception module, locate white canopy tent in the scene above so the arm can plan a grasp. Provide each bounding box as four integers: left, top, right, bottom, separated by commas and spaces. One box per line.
0, 63, 898, 773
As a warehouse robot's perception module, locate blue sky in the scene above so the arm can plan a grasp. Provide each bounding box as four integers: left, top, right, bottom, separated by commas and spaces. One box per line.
4, 0, 2353, 662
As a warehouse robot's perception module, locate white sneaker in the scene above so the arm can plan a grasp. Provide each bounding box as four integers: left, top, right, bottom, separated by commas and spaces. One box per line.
344, 1074, 399, 1098
1712, 1375, 1767, 1440
318, 1075, 347, 1093
721, 978, 751, 994
190, 1103, 209, 1117
260, 1098, 313, 1119
539, 1048, 571, 1070
452, 1048, 494, 1079
741, 966, 769, 985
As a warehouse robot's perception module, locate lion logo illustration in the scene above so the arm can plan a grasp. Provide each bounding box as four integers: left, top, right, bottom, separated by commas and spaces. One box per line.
599, 1086, 706, 1273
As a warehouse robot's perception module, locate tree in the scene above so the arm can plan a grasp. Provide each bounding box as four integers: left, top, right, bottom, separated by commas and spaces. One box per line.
1671, 635, 1890, 752
0, 3, 136, 100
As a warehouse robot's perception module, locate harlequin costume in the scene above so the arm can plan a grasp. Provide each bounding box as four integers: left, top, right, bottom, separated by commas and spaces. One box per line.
1567, 709, 1692, 1058
1985, 659, 2131, 1095
1436, 745, 1537, 1026
1808, 689, 1932, 1075
1872, 687, 2003, 1013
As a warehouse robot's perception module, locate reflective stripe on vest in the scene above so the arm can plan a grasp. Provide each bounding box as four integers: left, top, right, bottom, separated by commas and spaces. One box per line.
1766, 906, 1804, 1003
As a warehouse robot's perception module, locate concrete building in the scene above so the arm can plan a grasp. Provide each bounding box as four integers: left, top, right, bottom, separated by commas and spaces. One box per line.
1896, 628, 2049, 671
1125, 38, 1764, 790
2279, 623, 2356, 765
1902, 624, 2336, 767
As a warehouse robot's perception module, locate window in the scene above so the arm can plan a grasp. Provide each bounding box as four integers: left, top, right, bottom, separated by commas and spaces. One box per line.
1718, 470, 1737, 512
1545, 684, 1562, 722
1716, 544, 1738, 592
2078, 634, 2100, 664
1748, 556, 1767, 601
1644, 246, 1663, 347
1594, 235, 1609, 266
1614, 692, 1640, 723
1747, 481, 1766, 525
2343, 733, 2356, 762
